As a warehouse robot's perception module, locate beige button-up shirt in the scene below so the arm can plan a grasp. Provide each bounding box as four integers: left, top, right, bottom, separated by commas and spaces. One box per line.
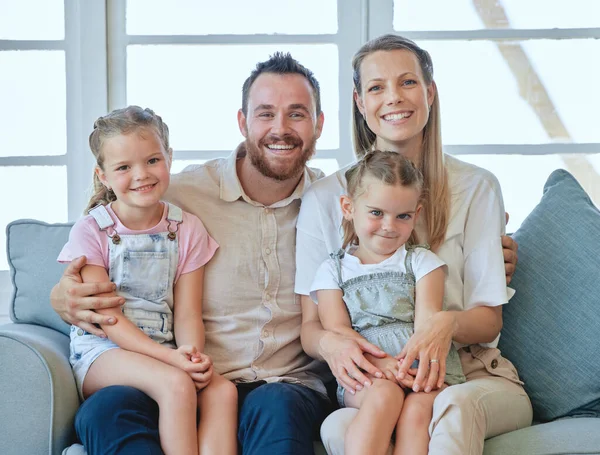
166, 145, 329, 396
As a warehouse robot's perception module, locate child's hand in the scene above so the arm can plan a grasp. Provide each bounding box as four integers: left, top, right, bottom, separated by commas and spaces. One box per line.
365, 354, 400, 383
174, 346, 214, 390
169, 345, 208, 372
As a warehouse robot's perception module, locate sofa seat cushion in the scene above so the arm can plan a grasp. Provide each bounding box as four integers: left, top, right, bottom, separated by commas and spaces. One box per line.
483, 418, 600, 455
499, 170, 600, 422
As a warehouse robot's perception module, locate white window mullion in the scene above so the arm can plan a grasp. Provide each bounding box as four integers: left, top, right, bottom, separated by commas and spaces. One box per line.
336, 0, 367, 166
107, 0, 128, 110
64, 0, 109, 219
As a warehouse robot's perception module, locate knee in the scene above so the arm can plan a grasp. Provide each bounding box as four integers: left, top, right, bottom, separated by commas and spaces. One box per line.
204, 376, 238, 406
402, 395, 433, 428
163, 368, 197, 403
432, 384, 479, 420
367, 379, 404, 412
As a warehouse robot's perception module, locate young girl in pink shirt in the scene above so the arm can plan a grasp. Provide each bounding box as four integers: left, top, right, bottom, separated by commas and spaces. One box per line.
58, 106, 237, 455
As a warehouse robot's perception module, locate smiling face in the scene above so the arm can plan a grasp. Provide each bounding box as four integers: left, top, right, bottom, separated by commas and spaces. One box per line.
96, 128, 171, 216
342, 176, 421, 264
355, 49, 435, 158
238, 72, 324, 181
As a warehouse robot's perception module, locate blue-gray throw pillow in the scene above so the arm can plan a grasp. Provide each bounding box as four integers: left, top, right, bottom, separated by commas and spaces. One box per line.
6, 219, 73, 336
499, 169, 600, 422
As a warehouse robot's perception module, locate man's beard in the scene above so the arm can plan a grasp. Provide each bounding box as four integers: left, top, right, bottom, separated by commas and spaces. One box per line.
244, 133, 317, 182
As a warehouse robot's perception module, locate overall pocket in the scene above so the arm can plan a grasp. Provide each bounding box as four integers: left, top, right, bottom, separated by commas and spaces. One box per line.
121, 250, 169, 301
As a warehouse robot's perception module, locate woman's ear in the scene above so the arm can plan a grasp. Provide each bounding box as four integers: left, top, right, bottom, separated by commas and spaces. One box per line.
340, 195, 354, 220
353, 89, 365, 117
427, 81, 437, 109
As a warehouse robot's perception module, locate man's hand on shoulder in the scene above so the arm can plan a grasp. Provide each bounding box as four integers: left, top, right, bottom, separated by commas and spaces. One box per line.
51, 255, 123, 337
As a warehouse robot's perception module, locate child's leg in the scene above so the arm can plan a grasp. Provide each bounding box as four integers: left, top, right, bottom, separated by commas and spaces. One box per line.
196, 373, 238, 455
343, 378, 405, 455
394, 385, 447, 455
83, 348, 198, 455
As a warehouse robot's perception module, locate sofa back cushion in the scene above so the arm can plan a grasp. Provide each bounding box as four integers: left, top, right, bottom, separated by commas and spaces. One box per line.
6, 219, 74, 336
499, 169, 600, 422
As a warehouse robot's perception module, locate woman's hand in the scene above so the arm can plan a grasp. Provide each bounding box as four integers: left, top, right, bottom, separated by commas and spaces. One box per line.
395, 311, 456, 393
51, 256, 124, 337
319, 331, 385, 394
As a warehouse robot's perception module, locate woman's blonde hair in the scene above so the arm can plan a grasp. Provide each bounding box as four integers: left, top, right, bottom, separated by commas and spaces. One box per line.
351, 34, 449, 250
85, 106, 171, 214
342, 151, 424, 249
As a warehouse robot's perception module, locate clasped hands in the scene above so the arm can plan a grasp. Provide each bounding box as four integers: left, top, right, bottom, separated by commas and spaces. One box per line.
168, 345, 214, 391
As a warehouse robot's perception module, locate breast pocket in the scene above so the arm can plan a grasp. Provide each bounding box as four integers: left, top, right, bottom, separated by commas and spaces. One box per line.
121, 250, 169, 301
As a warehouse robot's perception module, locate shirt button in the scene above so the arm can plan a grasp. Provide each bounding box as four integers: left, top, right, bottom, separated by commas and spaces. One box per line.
491, 359, 499, 369
77, 329, 84, 336
265, 294, 271, 301
264, 208, 271, 214
262, 330, 269, 338
265, 248, 271, 255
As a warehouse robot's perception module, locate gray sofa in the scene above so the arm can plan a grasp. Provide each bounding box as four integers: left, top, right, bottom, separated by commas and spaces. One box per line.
1, 169, 599, 455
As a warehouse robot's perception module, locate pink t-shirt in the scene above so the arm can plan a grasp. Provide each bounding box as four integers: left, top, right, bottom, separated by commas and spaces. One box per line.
58, 202, 218, 282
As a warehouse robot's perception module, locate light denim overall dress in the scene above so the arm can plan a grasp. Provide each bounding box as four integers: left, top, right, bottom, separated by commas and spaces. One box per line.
331, 247, 466, 406
69, 203, 182, 399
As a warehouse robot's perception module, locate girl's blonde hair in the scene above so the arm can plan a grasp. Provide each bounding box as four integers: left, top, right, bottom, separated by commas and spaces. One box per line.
85, 106, 171, 214
342, 151, 424, 249
351, 34, 449, 251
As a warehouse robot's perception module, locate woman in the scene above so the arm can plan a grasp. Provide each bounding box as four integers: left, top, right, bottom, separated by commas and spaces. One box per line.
295, 34, 532, 455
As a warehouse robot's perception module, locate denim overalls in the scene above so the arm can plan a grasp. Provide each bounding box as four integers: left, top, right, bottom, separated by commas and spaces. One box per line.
69, 203, 182, 399
331, 247, 466, 406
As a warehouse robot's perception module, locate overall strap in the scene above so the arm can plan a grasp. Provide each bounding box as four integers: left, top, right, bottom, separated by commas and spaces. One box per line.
88, 205, 115, 230
166, 203, 183, 222
165, 203, 183, 241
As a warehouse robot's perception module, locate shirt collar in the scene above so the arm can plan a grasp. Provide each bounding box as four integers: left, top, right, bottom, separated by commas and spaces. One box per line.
219, 142, 319, 208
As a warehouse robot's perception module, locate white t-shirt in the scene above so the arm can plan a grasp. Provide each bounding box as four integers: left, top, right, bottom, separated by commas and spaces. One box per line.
295, 154, 512, 348
309, 245, 446, 303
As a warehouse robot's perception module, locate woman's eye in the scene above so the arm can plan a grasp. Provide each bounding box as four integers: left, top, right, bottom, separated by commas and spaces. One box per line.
403, 79, 417, 86
368, 85, 382, 92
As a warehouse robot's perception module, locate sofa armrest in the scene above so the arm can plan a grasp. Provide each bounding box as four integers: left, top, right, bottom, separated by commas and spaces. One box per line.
0, 323, 79, 455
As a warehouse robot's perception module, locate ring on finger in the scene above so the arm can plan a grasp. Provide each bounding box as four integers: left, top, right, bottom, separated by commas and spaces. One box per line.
429, 359, 439, 364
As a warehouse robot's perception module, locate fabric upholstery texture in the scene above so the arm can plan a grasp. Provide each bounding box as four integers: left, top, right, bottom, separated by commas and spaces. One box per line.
499, 169, 600, 422
6, 219, 73, 336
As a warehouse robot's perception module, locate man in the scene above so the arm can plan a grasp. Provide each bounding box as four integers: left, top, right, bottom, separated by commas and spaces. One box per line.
52, 52, 332, 455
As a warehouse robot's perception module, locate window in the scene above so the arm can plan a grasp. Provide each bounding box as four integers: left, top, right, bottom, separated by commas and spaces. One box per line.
371, 0, 600, 232
0, 0, 108, 322
106, 0, 363, 175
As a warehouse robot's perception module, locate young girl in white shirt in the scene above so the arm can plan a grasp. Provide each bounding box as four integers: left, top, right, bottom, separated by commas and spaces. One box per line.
310, 151, 465, 455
